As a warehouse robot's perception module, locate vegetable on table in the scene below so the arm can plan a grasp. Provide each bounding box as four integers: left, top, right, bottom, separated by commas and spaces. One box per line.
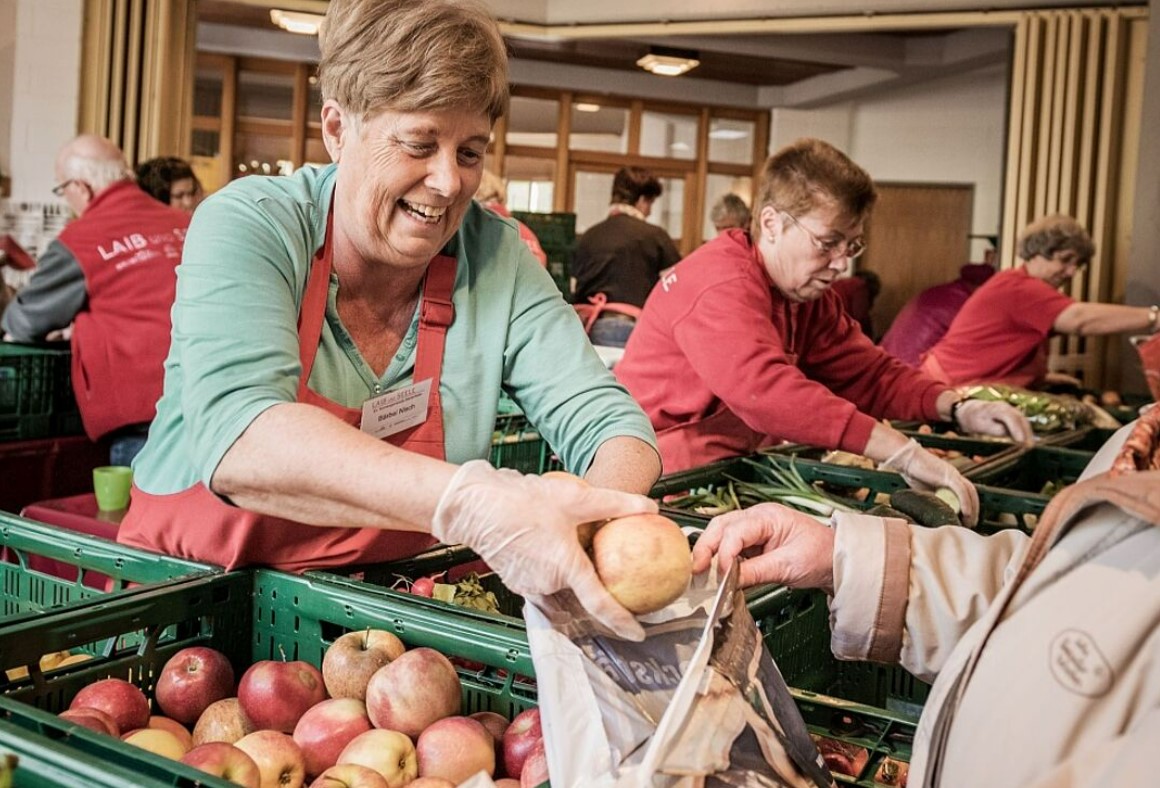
888, 489, 960, 527
664, 457, 859, 519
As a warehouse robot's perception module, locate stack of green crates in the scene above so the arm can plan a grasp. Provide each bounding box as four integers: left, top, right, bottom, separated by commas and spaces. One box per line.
510, 211, 576, 298
0, 344, 82, 441
965, 444, 1094, 499
490, 413, 562, 475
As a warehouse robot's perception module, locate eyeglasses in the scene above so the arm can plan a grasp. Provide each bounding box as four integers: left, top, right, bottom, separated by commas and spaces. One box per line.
782, 210, 866, 259
51, 180, 77, 197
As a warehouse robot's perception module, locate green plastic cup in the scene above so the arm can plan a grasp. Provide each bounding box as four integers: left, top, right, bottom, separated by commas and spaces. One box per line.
93, 466, 133, 512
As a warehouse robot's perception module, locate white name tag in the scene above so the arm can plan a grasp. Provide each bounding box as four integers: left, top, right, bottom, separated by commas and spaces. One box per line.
360, 379, 432, 439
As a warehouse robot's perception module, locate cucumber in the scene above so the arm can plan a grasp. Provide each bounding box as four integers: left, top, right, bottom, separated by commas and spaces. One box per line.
863, 504, 917, 523
889, 489, 961, 527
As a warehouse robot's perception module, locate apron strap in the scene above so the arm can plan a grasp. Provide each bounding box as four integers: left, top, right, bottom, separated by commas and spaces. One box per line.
414, 254, 457, 385
296, 211, 336, 397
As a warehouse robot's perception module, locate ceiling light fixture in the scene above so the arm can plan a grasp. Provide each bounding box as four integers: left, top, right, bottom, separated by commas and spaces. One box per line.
636, 46, 700, 77
270, 9, 325, 36
709, 129, 750, 141
574, 102, 602, 112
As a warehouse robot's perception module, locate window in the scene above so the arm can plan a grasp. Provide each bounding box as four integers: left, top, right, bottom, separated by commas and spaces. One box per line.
640, 110, 698, 161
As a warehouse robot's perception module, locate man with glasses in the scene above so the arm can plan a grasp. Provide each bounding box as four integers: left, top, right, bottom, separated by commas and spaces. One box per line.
922, 214, 1160, 389
616, 138, 1031, 527
2, 134, 190, 466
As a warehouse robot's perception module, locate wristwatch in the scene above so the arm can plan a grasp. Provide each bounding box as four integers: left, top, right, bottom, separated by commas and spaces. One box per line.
950, 397, 968, 430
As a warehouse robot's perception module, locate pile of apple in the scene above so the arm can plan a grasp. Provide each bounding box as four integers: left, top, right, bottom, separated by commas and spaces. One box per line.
55, 631, 550, 788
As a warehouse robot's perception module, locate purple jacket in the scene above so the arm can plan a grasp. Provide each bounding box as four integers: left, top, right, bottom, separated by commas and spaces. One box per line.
880, 263, 994, 366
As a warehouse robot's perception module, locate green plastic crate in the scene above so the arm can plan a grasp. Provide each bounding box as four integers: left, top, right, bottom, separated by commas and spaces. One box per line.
490, 413, 562, 474
1039, 425, 1118, 452
0, 513, 218, 627
966, 445, 1094, 497
0, 345, 82, 442
654, 453, 1047, 534
509, 211, 576, 249
0, 569, 541, 787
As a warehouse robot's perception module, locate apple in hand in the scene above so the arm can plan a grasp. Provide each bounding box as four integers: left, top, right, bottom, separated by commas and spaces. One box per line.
322, 630, 404, 701
520, 738, 549, 788
416, 715, 495, 782
337, 729, 417, 788
181, 742, 261, 788
502, 708, 542, 780
70, 678, 150, 734
193, 697, 255, 745
122, 727, 191, 760
235, 730, 307, 788
156, 646, 236, 724
292, 698, 373, 777
309, 764, 389, 788
238, 659, 326, 733
58, 708, 119, 736
591, 513, 692, 614
364, 648, 461, 738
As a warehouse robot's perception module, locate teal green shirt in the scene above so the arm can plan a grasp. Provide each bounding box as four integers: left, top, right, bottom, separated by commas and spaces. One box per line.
134, 164, 655, 493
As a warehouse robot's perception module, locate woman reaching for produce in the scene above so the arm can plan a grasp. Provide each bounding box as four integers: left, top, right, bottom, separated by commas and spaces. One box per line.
692, 407, 1160, 787
117, 0, 660, 640
615, 138, 1031, 526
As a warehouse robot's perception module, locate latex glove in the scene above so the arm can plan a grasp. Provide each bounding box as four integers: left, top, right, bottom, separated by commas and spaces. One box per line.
690, 503, 836, 594
954, 399, 1033, 444
432, 460, 658, 640
881, 439, 979, 527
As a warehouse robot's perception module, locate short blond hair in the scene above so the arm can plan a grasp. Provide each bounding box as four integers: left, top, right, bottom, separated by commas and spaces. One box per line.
753, 138, 876, 233
318, 0, 509, 123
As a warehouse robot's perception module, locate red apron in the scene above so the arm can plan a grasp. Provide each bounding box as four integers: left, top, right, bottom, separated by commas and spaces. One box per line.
117, 225, 454, 572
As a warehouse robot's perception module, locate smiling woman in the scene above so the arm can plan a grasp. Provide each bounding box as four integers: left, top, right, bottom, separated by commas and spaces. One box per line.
116, 0, 663, 642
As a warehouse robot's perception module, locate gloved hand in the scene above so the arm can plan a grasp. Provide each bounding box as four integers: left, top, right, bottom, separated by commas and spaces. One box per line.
881, 439, 980, 527
690, 503, 836, 594
953, 399, 1033, 444
432, 460, 658, 640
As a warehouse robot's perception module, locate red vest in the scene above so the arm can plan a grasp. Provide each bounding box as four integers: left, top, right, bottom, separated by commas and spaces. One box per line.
60, 181, 189, 439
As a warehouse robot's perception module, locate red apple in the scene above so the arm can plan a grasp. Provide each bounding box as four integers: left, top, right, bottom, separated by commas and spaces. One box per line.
69, 678, 150, 734
591, 513, 692, 613
337, 729, 417, 788
364, 648, 460, 738
181, 742, 261, 788
238, 659, 326, 733
469, 711, 508, 768
309, 764, 389, 788
148, 715, 194, 750
293, 698, 373, 777
156, 646, 236, 724
235, 730, 307, 788
322, 630, 405, 702
502, 708, 542, 779
193, 697, 255, 745
416, 715, 495, 782
520, 738, 549, 788
58, 708, 119, 736
122, 727, 190, 760
407, 779, 454, 788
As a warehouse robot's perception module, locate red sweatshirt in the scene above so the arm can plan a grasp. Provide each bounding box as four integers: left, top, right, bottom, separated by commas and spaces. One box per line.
615, 230, 947, 473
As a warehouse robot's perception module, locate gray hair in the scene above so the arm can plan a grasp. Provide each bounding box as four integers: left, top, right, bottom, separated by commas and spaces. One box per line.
710, 193, 751, 230
1017, 214, 1095, 264
60, 153, 133, 193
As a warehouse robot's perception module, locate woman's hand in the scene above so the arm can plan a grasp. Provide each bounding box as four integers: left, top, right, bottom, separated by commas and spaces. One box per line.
953, 399, 1033, 444
881, 439, 980, 527
432, 461, 658, 640
690, 503, 836, 594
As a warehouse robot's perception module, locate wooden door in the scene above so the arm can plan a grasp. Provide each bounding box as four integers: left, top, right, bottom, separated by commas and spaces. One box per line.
858, 183, 974, 341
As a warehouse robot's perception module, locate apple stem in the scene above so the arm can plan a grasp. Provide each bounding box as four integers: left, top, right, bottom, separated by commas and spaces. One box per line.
278, 644, 288, 662
363, 626, 371, 650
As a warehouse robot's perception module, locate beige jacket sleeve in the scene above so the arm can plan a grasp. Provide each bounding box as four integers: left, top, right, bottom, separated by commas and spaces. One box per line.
828, 513, 1030, 682
1023, 706, 1160, 787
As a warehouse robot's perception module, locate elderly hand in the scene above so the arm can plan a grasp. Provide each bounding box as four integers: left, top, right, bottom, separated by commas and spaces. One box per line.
881, 439, 980, 527
432, 460, 657, 640
954, 399, 1033, 444
690, 504, 836, 593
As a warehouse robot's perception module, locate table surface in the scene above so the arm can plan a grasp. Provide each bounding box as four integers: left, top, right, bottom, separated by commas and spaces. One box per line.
20, 492, 125, 539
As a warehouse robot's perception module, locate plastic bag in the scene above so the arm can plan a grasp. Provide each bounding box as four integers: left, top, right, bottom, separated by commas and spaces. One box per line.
524, 561, 834, 787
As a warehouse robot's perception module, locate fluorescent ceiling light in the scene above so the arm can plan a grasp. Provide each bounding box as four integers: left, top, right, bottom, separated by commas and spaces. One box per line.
574, 102, 602, 112
636, 47, 700, 77
270, 9, 324, 35
709, 129, 750, 140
